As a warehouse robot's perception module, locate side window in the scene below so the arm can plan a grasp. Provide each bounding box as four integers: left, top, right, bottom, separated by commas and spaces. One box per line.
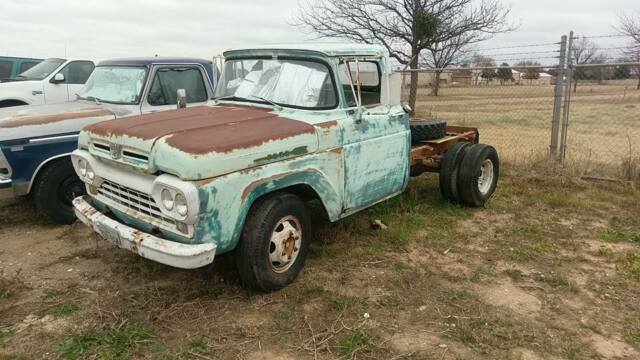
0, 61, 12, 79
19, 61, 39, 73
60, 61, 95, 84
338, 61, 381, 107
147, 67, 208, 106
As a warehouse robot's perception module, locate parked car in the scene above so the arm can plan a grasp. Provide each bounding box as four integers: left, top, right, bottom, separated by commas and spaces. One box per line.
0, 58, 95, 107
0, 57, 218, 224
70, 44, 499, 291
0, 56, 43, 81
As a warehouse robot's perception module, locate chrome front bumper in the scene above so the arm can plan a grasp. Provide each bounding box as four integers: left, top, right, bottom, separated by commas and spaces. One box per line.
73, 196, 216, 269
0, 179, 13, 200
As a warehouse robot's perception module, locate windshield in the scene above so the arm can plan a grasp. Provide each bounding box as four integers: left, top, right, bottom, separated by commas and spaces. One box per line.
17, 58, 65, 80
76, 66, 147, 104
214, 58, 337, 109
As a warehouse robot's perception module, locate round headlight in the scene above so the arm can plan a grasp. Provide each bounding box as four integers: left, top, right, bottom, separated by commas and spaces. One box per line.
175, 193, 188, 216
161, 189, 174, 210
78, 159, 87, 177
86, 163, 95, 180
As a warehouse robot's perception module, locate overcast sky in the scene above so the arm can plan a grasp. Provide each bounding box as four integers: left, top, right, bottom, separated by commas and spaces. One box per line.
0, 0, 637, 63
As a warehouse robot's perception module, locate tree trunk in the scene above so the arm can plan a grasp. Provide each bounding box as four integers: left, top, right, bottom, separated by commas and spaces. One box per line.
408, 49, 419, 115
637, 74, 640, 90
431, 71, 441, 96
573, 77, 578, 93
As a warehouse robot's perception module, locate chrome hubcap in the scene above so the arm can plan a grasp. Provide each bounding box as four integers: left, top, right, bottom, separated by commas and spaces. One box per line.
477, 159, 494, 195
269, 216, 302, 273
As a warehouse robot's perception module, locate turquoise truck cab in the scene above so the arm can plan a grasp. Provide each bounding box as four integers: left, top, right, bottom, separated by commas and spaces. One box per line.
71, 44, 499, 291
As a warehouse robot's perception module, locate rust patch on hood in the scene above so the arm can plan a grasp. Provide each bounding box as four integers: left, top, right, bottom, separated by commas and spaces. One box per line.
86, 105, 317, 155
0, 109, 114, 129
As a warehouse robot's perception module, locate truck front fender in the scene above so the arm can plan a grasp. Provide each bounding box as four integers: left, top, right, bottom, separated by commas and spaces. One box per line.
195, 164, 344, 254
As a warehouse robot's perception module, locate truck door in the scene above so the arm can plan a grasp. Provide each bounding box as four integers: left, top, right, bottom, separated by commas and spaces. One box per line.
339, 60, 410, 211
44, 61, 95, 104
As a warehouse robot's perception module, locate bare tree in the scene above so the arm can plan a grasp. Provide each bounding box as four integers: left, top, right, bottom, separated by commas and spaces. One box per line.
571, 36, 600, 92
515, 61, 542, 85
294, 0, 513, 112
617, 12, 640, 43
617, 12, 640, 89
471, 54, 496, 85
420, 34, 473, 96
622, 45, 640, 90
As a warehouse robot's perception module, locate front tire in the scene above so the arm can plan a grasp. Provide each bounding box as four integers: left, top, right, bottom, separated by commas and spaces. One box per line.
32, 158, 85, 224
236, 193, 311, 292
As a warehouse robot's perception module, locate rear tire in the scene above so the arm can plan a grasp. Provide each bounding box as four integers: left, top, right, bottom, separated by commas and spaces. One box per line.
410, 119, 447, 144
457, 144, 499, 207
33, 158, 85, 224
236, 193, 311, 292
439, 141, 470, 202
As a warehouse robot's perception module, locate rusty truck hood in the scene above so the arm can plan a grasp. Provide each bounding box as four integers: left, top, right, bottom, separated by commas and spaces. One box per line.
82, 105, 319, 180
0, 101, 117, 142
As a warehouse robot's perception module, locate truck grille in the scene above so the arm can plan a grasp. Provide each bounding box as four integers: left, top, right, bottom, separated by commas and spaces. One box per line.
96, 180, 177, 229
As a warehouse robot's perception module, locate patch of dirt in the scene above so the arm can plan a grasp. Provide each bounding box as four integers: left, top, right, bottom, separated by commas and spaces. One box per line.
477, 279, 542, 317
246, 350, 297, 360
590, 334, 640, 359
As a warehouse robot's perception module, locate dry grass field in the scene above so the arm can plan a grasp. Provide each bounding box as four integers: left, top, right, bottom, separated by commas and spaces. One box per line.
1, 171, 639, 359
413, 79, 640, 179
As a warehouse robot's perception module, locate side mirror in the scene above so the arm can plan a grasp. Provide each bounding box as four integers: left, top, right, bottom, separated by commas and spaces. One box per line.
176, 89, 187, 109
51, 73, 65, 83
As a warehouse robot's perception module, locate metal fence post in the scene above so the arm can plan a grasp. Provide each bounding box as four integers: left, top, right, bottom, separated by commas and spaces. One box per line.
550, 35, 568, 159
559, 31, 575, 163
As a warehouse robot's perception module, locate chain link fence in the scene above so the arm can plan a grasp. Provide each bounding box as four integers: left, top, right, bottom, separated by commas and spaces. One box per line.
398, 33, 640, 180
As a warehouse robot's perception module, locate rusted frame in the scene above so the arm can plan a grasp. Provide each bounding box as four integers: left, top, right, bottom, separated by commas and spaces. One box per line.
410, 126, 478, 172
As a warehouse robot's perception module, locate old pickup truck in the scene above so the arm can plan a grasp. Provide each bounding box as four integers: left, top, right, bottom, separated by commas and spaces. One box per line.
0, 57, 217, 224
71, 44, 499, 291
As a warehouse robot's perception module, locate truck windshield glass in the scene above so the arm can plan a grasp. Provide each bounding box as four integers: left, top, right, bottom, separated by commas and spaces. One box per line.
77, 66, 147, 104
214, 59, 337, 109
17, 58, 65, 80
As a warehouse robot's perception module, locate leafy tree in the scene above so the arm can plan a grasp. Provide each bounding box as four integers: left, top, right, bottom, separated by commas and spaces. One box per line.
613, 65, 631, 80
295, 0, 514, 110
496, 62, 513, 84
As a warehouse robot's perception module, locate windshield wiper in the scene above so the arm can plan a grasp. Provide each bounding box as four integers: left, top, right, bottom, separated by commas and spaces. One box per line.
250, 96, 283, 111
213, 95, 283, 110
76, 94, 102, 105
212, 95, 252, 102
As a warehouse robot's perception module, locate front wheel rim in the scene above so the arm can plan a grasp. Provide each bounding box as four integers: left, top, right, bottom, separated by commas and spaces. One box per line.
268, 215, 302, 273
477, 159, 494, 195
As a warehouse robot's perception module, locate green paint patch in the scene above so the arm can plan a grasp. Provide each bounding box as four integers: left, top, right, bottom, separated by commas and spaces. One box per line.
57, 324, 154, 360
49, 302, 81, 317
253, 146, 308, 165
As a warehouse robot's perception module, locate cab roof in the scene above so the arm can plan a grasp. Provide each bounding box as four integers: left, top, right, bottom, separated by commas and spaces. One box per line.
223, 43, 388, 58
97, 57, 212, 67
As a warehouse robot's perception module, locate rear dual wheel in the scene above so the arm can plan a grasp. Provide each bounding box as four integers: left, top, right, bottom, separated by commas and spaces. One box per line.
439, 143, 499, 207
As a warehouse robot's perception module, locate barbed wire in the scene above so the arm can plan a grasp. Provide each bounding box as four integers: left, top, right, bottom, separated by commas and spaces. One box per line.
573, 34, 632, 39
468, 49, 560, 57
472, 42, 560, 52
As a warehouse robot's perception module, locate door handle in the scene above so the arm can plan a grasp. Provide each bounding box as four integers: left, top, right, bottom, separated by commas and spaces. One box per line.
32, 90, 43, 95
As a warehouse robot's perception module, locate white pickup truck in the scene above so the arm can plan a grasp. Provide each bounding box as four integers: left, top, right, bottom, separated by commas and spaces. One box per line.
0, 58, 95, 108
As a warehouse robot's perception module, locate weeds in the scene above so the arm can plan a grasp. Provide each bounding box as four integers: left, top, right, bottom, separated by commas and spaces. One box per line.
57, 324, 153, 360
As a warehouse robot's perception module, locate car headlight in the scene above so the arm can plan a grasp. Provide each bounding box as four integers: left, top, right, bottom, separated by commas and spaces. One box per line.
175, 193, 188, 216
78, 159, 87, 177
87, 165, 95, 180
161, 188, 174, 211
